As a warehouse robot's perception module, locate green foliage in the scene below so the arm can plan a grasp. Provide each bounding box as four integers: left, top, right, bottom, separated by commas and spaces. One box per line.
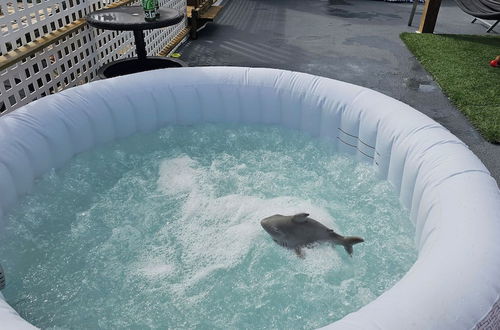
400, 32, 500, 143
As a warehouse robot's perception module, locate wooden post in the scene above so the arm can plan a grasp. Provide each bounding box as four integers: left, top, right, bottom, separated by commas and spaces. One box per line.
418, 0, 442, 33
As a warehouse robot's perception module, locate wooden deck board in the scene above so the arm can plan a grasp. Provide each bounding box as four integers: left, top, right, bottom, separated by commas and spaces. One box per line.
187, 6, 194, 18
200, 5, 222, 21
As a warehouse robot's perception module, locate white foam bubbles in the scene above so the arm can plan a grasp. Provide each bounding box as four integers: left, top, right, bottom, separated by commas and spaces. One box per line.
137, 263, 175, 278
157, 155, 202, 196
155, 155, 342, 287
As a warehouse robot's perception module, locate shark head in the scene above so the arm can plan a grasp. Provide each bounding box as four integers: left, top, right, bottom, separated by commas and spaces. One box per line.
260, 216, 286, 241
260, 213, 311, 246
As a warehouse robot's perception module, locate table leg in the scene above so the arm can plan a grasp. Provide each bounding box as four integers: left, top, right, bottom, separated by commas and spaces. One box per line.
133, 30, 147, 61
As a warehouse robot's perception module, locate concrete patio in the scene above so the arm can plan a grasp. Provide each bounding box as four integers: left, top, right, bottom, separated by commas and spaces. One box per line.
178, 0, 500, 183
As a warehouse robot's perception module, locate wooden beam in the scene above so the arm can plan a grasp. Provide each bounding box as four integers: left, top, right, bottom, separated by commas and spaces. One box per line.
0, 0, 135, 71
0, 19, 86, 72
157, 27, 190, 56
187, 5, 222, 20
418, 0, 442, 33
187, 5, 195, 18
200, 6, 222, 21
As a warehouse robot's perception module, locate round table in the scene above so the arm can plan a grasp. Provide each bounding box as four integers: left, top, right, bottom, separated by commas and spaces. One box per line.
86, 6, 186, 78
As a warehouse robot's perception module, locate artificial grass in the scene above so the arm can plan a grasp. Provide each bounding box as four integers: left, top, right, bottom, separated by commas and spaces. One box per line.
400, 32, 500, 143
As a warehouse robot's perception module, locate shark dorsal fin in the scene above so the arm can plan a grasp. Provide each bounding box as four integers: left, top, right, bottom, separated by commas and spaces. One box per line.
292, 213, 310, 223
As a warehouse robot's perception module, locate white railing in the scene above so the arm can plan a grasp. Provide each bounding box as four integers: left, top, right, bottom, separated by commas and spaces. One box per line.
0, 0, 187, 114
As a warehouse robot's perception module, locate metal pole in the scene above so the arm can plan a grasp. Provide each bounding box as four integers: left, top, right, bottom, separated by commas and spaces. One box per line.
487, 20, 499, 33
408, 0, 420, 26
133, 29, 148, 61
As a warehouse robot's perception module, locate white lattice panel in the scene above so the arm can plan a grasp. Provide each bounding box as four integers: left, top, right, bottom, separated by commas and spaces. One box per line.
0, 0, 187, 113
144, 0, 186, 56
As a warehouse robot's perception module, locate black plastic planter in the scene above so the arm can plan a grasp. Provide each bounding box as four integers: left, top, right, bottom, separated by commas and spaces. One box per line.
97, 57, 187, 79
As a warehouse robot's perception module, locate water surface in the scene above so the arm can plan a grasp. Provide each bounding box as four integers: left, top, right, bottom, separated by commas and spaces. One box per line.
0, 124, 416, 329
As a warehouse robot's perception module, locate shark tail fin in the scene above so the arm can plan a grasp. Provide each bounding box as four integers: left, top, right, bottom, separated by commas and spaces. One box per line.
342, 236, 364, 257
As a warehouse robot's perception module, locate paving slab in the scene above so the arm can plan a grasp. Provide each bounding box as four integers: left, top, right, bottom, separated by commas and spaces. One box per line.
178, 0, 500, 184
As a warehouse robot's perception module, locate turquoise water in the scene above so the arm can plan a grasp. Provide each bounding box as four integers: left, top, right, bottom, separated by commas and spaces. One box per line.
0, 125, 416, 329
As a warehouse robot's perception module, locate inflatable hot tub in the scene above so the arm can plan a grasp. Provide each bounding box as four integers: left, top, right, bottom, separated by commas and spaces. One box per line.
0, 67, 499, 329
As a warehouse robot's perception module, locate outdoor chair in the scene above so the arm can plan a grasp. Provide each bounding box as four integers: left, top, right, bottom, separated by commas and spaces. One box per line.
454, 0, 500, 32
408, 0, 500, 32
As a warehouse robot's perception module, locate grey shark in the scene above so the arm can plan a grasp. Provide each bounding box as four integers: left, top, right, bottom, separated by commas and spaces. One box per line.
261, 213, 364, 257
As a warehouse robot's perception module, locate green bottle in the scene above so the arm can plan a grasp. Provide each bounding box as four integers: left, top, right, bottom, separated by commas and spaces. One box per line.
142, 0, 156, 21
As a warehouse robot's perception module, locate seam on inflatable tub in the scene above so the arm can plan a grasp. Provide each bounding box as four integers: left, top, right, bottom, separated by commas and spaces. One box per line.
295, 90, 302, 130
391, 124, 455, 193
408, 161, 425, 218
217, 86, 230, 122
257, 87, 263, 123
3, 120, 38, 175
413, 169, 491, 243
349, 88, 370, 107
434, 169, 491, 187
166, 85, 180, 124
309, 76, 322, 96
10, 139, 36, 189
374, 119, 382, 157
150, 92, 162, 128
237, 87, 244, 123
243, 67, 250, 87
288, 73, 300, 93
315, 95, 327, 136
124, 95, 139, 134
336, 89, 368, 139
399, 158, 422, 222
337, 88, 373, 138
417, 222, 436, 254
100, 98, 118, 139
278, 90, 284, 127
376, 135, 396, 183
406, 139, 477, 210
53, 108, 77, 157
421, 139, 467, 154
392, 145, 411, 195
193, 87, 205, 122
398, 123, 446, 147
69, 91, 98, 148
11, 115, 56, 166
413, 167, 490, 227
272, 70, 286, 90
0, 161, 19, 204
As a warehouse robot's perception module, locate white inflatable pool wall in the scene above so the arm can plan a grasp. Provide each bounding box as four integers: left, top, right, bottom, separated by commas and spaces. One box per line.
0, 67, 499, 329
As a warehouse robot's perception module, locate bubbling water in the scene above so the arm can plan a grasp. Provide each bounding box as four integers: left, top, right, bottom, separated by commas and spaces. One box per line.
0, 125, 416, 329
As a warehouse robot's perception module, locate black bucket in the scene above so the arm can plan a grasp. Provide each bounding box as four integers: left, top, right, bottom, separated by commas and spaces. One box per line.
97, 56, 187, 79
